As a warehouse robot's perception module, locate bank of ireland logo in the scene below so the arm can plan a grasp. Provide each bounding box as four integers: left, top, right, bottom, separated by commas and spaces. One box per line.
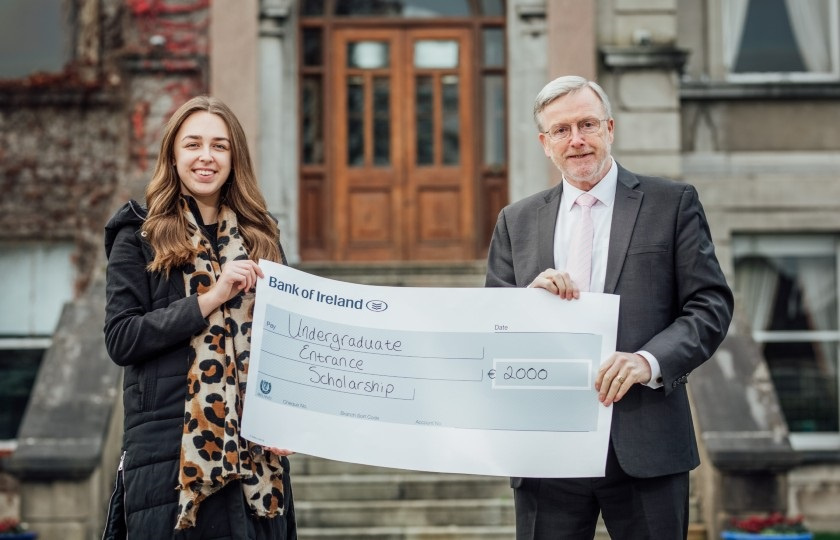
365, 299, 388, 312
259, 379, 271, 395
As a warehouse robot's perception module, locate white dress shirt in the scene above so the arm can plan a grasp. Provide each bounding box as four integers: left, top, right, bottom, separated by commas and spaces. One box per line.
554, 159, 663, 389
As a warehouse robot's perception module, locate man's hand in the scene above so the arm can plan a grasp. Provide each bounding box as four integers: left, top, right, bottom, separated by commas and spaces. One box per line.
528, 268, 581, 300
595, 352, 652, 406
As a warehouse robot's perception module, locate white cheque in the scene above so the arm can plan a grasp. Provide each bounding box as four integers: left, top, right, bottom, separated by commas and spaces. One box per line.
241, 261, 619, 478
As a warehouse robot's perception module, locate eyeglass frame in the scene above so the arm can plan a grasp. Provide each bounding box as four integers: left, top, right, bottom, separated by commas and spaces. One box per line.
541, 117, 609, 141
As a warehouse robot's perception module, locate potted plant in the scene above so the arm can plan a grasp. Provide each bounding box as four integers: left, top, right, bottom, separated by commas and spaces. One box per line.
0, 518, 36, 540
721, 512, 813, 539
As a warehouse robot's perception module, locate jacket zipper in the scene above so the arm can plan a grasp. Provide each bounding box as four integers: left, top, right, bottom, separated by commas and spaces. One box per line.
120, 452, 128, 539
102, 451, 128, 540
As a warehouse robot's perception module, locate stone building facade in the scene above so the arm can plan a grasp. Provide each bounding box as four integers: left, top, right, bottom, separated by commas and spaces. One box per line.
1, 0, 839, 538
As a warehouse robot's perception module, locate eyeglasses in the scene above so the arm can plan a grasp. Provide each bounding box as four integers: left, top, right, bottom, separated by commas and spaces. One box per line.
542, 117, 608, 141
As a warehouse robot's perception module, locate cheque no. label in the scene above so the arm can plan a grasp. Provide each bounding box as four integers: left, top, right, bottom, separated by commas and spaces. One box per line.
241, 261, 620, 478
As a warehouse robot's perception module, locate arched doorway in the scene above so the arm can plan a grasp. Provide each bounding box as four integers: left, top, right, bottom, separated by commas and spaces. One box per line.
298, 0, 507, 262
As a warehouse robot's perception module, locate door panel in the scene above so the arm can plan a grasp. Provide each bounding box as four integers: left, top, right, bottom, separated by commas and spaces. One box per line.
405, 28, 474, 260
333, 30, 405, 260
331, 27, 475, 261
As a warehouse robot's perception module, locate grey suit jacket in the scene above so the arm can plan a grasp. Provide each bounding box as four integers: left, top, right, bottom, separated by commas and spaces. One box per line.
486, 163, 733, 479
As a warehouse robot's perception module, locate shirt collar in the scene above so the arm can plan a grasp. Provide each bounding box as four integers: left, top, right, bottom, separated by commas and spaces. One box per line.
561, 158, 617, 212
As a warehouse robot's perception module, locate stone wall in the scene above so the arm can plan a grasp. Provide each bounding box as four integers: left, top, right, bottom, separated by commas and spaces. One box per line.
2, 1, 212, 537
0, 95, 121, 294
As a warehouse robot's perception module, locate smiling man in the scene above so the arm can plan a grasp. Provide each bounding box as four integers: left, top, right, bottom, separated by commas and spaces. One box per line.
485, 76, 734, 540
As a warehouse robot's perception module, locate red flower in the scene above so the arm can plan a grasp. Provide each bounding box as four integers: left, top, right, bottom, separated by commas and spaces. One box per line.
728, 513, 809, 534
0, 518, 27, 534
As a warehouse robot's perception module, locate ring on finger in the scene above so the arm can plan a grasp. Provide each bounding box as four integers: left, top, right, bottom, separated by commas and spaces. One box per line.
618, 376, 626, 383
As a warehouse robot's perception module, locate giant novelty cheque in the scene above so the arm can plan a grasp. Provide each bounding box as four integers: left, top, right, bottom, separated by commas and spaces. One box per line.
241, 261, 619, 478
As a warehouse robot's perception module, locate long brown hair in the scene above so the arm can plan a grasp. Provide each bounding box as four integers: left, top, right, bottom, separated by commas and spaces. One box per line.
143, 96, 282, 272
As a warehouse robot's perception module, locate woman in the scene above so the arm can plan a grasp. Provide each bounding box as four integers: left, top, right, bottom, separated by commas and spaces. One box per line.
103, 96, 296, 538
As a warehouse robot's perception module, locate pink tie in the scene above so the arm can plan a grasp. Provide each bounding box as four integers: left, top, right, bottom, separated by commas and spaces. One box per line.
566, 193, 598, 292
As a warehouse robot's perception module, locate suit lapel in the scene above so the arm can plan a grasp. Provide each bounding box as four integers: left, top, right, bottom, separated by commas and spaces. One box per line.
605, 167, 642, 294
537, 184, 563, 272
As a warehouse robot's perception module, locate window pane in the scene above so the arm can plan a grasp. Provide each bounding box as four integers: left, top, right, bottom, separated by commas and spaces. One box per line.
482, 28, 505, 67
0, 0, 68, 78
765, 342, 839, 432
729, 0, 836, 76
347, 76, 365, 166
416, 76, 434, 166
734, 0, 806, 72
300, 0, 325, 16
0, 349, 43, 439
348, 42, 390, 69
480, 0, 505, 16
335, 0, 471, 17
483, 75, 506, 166
414, 41, 459, 69
735, 253, 838, 332
402, 0, 470, 16
373, 77, 390, 166
0, 243, 75, 335
302, 28, 323, 66
302, 76, 324, 165
442, 75, 460, 165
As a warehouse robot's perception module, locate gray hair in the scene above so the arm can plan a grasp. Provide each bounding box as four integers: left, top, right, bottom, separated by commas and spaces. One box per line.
533, 76, 613, 130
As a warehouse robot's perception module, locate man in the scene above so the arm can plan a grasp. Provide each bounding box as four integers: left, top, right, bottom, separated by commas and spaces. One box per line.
485, 76, 733, 539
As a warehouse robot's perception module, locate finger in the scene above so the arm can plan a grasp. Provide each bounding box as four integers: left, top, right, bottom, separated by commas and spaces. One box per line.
596, 358, 623, 398
599, 373, 623, 405
613, 372, 633, 401
543, 274, 560, 295
234, 263, 257, 291
531, 272, 558, 294
554, 272, 578, 300
595, 363, 609, 390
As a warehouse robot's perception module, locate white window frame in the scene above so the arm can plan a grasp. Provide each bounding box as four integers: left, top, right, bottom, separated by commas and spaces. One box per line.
733, 234, 840, 451
0, 242, 75, 447
723, 0, 840, 83
0, 338, 52, 452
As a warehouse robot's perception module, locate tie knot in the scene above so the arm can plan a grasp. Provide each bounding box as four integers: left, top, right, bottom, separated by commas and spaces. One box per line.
575, 193, 598, 209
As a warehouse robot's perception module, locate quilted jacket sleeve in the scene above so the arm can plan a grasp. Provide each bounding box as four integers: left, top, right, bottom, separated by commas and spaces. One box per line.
103, 224, 207, 366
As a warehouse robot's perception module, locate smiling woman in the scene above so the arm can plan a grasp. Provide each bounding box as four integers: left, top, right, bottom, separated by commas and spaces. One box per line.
102, 96, 296, 539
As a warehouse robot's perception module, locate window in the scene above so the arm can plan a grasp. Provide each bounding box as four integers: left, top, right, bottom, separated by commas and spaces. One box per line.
0, 0, 70, 79
724, 0, 840, 82
733, 235, 840, 450
0, 243, 75, 448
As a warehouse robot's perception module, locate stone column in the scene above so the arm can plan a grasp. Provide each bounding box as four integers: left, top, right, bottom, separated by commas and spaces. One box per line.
259, 0, 299, 263
598, 0, 686, 179
506, 0, 550, 202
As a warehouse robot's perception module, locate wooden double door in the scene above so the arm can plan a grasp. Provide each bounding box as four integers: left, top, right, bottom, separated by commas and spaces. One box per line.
332, 27, 475, 261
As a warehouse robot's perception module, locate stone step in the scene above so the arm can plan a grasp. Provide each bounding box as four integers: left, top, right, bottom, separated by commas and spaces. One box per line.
290, 455, 420, 476
297, 525, 615, 540
295, 499, 514, 529
294, 261, 487, 288
293, 472, 511, 502
297, 525, 516, 540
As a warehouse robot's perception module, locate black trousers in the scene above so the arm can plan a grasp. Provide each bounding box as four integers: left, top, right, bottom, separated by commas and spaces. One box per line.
513, 443, 689, 540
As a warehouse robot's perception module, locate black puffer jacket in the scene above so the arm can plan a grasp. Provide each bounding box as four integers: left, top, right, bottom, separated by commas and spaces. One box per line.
103, 200, 295, 539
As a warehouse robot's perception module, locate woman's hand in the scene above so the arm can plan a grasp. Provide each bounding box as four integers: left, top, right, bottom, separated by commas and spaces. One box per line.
264, 446, 295, 457
198, 260, 264, 317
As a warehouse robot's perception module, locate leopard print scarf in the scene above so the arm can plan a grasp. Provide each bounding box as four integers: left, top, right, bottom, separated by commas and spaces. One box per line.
175, 198, 285, 529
